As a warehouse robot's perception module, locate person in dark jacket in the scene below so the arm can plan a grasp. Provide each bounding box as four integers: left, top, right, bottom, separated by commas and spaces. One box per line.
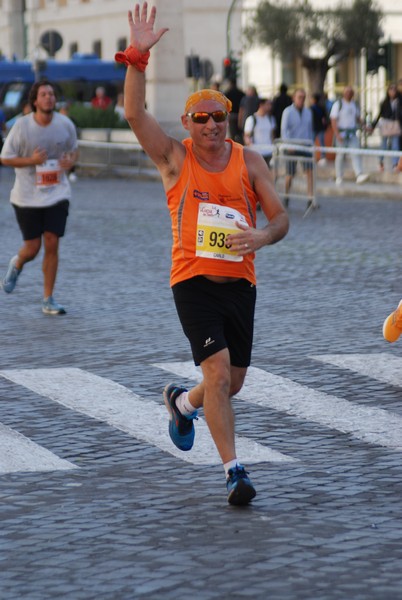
238, 85, 260, 141
272, 83, 292, 139
224, 79, 245, 143
310, 93, 328, 159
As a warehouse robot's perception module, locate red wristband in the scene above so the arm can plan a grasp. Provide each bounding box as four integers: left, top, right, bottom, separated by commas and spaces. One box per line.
114, 46, 150, 72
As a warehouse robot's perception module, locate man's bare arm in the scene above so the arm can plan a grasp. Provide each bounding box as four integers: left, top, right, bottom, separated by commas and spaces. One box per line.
1, 147, 48, 168
123, 3, 183, 178
226, 150, 289, 256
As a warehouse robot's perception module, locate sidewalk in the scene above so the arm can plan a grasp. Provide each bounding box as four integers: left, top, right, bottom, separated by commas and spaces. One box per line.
75, 139, 402, 200
315, 156, 402, 199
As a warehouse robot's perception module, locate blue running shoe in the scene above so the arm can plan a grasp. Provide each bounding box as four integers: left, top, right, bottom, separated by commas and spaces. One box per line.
2, 256, 21, 293
163, 383, 197, 451
226, 466, 256, 506
42, 296, 66, 315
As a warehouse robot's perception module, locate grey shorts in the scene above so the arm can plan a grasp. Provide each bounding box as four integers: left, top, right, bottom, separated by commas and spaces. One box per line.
285, 150, 313, 176
172, 275, 256, 367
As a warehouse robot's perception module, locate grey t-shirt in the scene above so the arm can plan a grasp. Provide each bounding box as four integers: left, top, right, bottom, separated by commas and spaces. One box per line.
1, 112, 78, 207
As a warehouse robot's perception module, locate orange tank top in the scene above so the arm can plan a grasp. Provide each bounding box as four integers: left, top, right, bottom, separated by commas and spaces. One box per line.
167, 138, 258, 287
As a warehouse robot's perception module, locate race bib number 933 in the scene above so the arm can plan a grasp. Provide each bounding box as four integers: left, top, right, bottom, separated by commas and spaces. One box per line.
195, 202, 248, 262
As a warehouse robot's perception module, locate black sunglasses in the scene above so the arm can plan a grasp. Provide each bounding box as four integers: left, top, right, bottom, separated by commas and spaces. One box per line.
187, 110, 228, 124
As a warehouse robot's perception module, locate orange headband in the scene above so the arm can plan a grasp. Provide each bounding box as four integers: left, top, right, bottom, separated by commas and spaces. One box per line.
185, 89, 232, 114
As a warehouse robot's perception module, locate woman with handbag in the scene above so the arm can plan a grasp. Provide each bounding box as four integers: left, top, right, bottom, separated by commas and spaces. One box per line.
371, 83, 401, 171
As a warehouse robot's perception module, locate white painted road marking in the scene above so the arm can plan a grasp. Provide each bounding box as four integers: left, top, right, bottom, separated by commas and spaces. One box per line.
0, 422, 76, 474
0, 368, 294, 469
154, 360, 402, 450
311, 353, 402, 388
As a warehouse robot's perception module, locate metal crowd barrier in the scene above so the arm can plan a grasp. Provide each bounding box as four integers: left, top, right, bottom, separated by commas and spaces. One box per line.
76, 138, 402, 217
76, 139, 150, 176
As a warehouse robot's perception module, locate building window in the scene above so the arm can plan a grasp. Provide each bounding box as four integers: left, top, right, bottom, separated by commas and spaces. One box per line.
69, 42, 78, 57
93, 40, 102, 58
117, 37, 127, 52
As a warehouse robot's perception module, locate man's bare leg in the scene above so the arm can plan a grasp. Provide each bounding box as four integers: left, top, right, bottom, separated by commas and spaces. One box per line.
42, 231, 59, 299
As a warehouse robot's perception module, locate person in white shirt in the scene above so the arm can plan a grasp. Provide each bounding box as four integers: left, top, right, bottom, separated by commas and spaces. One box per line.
243, 98, 276, 166
0, 80, 78, 315
330, 86, 369, 185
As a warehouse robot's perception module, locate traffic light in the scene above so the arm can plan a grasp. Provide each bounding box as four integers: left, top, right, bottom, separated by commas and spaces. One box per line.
223, 56, 239, 82
185, 55, 201, 79
367, 42, 393, 74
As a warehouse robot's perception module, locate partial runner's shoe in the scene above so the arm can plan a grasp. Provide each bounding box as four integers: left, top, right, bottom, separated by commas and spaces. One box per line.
2, 256, 21, 293
356, 173, 369, 184
383, 300, 402, 343
226, 466, 256, 506
42, 296, 66, 315
163, 384, 198, 451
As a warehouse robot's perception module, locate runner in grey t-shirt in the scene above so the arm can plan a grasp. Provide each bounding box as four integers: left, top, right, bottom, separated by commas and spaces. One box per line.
0, 80, 78, 315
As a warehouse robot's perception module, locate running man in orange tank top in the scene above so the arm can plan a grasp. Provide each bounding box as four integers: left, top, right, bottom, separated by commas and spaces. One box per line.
120, 2, 289, 506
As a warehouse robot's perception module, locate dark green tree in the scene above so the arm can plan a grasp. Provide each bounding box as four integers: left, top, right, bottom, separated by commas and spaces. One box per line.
244, 0, 383, 94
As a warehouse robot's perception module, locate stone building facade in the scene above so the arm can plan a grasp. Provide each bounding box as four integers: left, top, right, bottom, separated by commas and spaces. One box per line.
1, 0, 401, 122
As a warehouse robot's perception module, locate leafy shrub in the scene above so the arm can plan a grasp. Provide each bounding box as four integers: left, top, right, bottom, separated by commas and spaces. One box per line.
68, 104, 130, 129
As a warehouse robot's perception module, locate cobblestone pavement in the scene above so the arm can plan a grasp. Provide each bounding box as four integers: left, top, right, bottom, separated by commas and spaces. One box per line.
0, 166, 401, 600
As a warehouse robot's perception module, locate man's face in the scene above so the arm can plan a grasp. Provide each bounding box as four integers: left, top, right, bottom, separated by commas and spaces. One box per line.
294, 91, 306, 109
265, 100, 273, 114
343, 87, 354, 101
34, 85, 56, 114
182, 100, 228, 147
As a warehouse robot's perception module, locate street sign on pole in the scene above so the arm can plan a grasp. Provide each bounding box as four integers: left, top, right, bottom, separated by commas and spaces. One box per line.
40, 30, 63, 57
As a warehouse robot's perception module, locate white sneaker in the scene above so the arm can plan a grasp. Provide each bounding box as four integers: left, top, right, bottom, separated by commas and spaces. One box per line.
42, 296, 66, 315
335, 177, 343, 185
69, 172, 77, 182
2, 255, 21, 293
356, 173, 369, 184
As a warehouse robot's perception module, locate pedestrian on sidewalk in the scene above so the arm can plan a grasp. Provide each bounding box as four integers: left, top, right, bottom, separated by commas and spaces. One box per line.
329, 86, 369, 185
0, 80, 78, 315
272, 83, 292, 139
310, 92, 328, 164
280, 88, 315, 210
223, 79, 245, 144
370, 83, 401, 172
243, 97, 276, 166
117, 2, 289, 506
238, 86, 260, 143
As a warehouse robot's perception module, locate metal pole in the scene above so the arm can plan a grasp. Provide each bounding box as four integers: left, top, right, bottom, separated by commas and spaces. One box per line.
360, 48, 367, 148
226, 0, 239, 58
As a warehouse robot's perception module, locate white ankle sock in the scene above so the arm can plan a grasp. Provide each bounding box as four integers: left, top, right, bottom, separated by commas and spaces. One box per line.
224, 459, 240, 477
176, 391, 197, 417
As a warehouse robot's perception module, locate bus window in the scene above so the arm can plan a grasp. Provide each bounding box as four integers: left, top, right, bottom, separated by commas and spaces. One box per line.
3, 83, 27, 110
0, 56, 125, 119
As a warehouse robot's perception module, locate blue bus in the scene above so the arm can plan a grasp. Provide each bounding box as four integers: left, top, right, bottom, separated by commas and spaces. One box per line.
0, 54, 126, 118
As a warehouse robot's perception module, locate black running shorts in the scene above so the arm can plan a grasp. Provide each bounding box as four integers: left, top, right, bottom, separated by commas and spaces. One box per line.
13, 200, 70, 240
172, 275, 256, 367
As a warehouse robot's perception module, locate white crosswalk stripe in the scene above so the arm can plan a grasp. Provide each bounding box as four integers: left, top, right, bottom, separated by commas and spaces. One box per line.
1, 353, 401, 474
0, 368, 294, 474
154, 359, 402, 450
0, 422, 76, 474
311, 353, 402, 388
